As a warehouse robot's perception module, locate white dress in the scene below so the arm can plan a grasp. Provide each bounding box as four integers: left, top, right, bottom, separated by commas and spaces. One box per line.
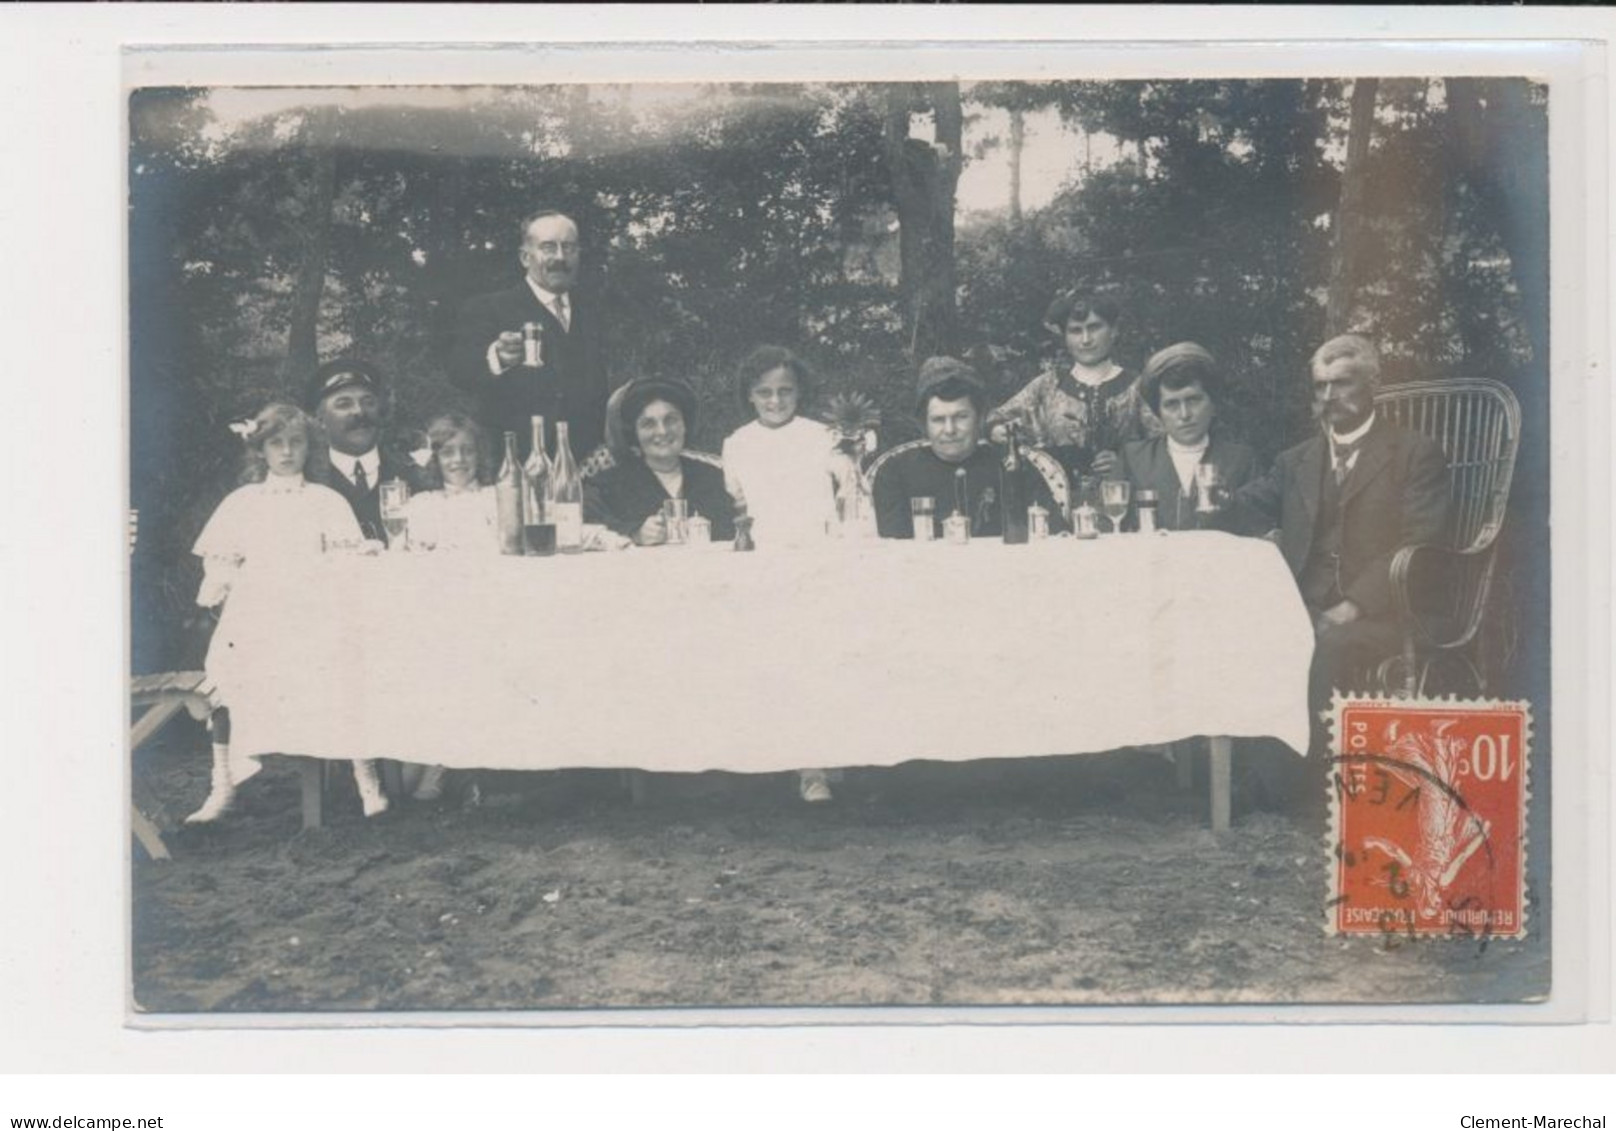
405, 485, 499, 555
192, 475, 363, 716
720, 417, 840, 549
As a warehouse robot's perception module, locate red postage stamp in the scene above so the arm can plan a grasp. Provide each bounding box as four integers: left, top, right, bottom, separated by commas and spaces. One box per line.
1327, 696, 1531, 940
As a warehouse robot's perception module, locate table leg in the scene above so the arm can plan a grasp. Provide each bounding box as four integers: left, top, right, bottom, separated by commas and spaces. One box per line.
1208, 736, 1232, 833
1174, 740, 1195, 790
380, 760, 405, 800
300, 758, 325, 830
131, 804, 170, 861
625, 770, 650, 806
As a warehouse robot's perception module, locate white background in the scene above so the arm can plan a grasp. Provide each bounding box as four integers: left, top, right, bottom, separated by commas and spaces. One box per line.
2, 2, 1611, 1120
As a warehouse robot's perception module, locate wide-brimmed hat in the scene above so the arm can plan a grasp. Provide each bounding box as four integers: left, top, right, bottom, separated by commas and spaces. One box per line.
305, 358, 385, 411
608, 378, 700, 454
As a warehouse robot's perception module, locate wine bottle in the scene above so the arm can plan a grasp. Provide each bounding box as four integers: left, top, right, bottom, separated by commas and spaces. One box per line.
1000, 421, 1029, 545
523, 415, 556, 556
551, 420, 584, 553
495, 431, 525, 555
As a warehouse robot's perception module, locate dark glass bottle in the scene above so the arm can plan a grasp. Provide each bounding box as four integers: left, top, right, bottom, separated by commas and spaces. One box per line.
1000, 422, 1030, 545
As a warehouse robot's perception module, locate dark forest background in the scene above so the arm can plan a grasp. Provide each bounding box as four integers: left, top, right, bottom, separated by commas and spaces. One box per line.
129, 78, 1549, 690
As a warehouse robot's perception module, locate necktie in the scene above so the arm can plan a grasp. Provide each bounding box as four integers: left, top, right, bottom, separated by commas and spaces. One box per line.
552, 295, 570, 332
353, 460, 369, 493
1332, 441, 1359, 486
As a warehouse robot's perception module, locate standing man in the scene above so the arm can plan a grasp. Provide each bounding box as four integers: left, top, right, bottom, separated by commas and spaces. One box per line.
1227, 335, 1451, 805
450, 208, 612, 462
306, 357, 420, 544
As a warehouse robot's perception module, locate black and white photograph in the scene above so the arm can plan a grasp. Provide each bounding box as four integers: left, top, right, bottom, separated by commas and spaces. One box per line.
120, 56, 1574, 1018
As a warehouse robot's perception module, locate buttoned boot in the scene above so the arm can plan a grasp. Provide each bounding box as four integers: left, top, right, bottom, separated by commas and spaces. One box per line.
352, 759, 390, 818
185, 743, 236, 824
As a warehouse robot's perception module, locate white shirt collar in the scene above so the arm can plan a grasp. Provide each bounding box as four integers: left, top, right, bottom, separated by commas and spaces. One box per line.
1165, 436, 1207, 495
330, 447, 380, 486
1329, 414, 1375, 449
525, 277, 570, 314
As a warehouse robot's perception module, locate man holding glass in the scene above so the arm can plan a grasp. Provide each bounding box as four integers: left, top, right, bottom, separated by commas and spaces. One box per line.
873, 357, 1066, 540
449, 208, 613, 462
306, 358, 421, 545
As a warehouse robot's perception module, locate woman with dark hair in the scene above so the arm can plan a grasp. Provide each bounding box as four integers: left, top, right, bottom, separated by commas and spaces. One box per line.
584, 378, 735, 545
987, 290, 1160, 479
1119, 342, 1258, 530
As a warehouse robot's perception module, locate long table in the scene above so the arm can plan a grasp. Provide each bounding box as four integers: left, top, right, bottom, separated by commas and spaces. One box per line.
221, 531, 1314, 830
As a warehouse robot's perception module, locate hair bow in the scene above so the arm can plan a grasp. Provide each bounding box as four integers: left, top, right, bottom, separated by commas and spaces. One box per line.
227, 419, 261, 440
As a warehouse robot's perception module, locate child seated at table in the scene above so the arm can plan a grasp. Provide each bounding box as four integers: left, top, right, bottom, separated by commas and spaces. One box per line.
404, 412, 498, 557
398, 412, 498, 802
720, 346, 841, 803
720, 346, 841, 549
189, 402, 390, 822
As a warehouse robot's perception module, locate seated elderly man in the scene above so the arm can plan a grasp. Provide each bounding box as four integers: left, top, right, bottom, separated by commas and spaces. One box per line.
1226, 334, 1451, 808
873, 356, 1067, 540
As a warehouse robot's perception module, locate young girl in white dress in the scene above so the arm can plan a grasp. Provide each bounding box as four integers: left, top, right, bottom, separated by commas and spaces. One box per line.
188, 403, 391, 821
721, 346, 841, 551
720, 346, 842, 803
405, 412, 499, 558
397, 412, 498, 802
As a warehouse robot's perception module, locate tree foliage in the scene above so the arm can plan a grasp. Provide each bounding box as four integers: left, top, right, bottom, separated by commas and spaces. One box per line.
130, 78, 1549, 677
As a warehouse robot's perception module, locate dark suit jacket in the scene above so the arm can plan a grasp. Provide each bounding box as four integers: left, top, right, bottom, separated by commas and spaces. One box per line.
583, 455, 736, 543
449, 281, 612, 461
318, 445, 425, 545
1229, 422, 1451, 619
1119, 433, 1259, 532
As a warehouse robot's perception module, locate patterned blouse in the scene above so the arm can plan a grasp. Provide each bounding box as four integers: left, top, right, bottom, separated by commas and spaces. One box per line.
987, 364, 1162, 476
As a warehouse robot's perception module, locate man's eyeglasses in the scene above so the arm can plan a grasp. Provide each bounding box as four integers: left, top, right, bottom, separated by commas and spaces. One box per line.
530, 241, 580, 256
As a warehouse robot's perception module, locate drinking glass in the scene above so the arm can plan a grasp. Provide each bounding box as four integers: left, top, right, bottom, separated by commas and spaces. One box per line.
1194, 462, 1224, 513
379, 480, 411, 550
1101, 479, 1131, 534
661, 498, 690, 545
909, 497, 936, 542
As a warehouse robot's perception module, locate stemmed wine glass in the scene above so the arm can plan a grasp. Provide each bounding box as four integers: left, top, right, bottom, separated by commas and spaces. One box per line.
379, 480, 411, 550
1101, 479, 1131, 535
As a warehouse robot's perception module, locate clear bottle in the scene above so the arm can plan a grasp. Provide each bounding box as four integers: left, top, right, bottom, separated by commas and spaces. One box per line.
550, 420, 585, 553
523, 415, 555, 556
1000, 421, 1029, 544
495, 431, 525, 555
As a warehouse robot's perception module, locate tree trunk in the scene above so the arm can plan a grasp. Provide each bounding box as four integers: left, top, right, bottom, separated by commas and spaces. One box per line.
881, 82, 963, 360
284, 109, 339, 384
1008, 106, 1025, 222
1325, 77, 1378, 335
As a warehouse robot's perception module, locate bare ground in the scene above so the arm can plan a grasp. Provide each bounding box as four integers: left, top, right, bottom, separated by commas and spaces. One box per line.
131, 732, 1549, 1014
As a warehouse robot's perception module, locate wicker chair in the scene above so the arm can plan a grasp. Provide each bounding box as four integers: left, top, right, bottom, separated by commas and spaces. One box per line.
1374, 378, 1522, 697
864, 439, 1071, 519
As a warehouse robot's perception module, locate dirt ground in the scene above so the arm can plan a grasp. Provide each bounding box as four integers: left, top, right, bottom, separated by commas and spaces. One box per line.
131, 729, 1549, 1014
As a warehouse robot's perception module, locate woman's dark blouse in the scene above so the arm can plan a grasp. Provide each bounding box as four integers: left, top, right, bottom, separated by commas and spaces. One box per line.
583, 455, 737, 542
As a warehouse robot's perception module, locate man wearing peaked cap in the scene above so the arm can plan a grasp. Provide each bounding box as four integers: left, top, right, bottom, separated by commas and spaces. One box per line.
305, 357, 421, 543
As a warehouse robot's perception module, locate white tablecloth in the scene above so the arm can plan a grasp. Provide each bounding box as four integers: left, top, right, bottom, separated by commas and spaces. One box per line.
222, 532, 1314, 780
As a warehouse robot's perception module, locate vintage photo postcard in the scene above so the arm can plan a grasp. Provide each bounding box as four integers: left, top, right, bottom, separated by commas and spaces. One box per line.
112, 33, 1605, 1032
